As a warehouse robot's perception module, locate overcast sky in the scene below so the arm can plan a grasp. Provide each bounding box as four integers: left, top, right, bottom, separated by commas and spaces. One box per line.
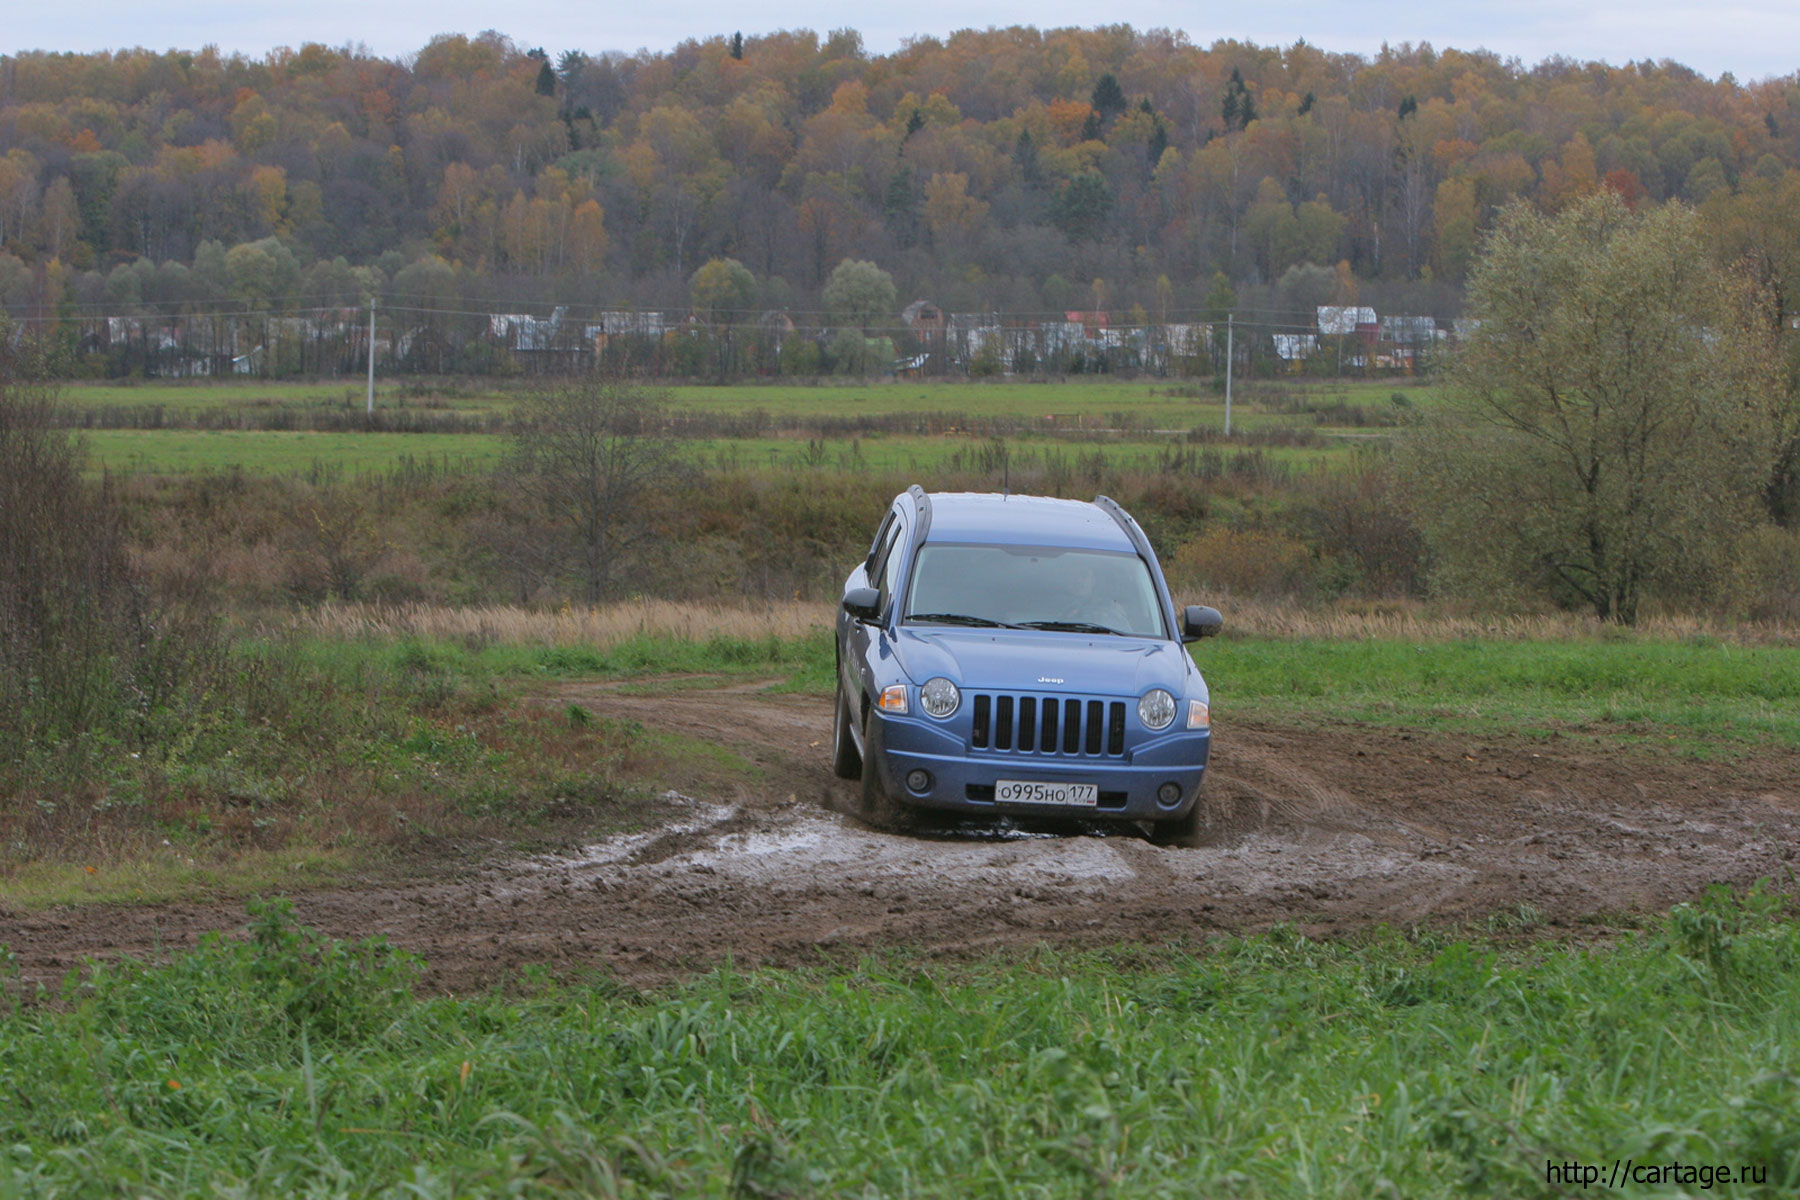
4, 2, 1795, 83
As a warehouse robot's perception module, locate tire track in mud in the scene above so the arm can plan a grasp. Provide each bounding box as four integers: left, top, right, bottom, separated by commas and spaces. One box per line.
3, 686, 1798, 994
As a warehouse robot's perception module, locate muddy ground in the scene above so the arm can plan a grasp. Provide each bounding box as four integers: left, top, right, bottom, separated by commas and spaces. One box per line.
4, 682, 1799, 993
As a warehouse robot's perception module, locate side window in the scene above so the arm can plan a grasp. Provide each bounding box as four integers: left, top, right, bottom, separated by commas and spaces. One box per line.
865, 510, 896, 570
871, 516, 907, 612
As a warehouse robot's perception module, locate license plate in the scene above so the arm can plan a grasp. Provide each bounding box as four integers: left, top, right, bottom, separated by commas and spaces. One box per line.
995, 779, 1098, 807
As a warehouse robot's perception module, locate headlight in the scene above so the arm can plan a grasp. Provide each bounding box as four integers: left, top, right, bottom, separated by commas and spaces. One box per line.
920, 677, 960, 718
1138, 688, 1176, 731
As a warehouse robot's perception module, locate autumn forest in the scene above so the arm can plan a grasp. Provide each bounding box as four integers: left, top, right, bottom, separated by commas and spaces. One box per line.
2, 25, 1799, 336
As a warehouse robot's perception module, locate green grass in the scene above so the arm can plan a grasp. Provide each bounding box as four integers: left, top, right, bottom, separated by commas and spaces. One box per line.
698, 432, 1336, 475
82, 429, 506, 475
660, 377, 1421, 429
61, 381, 462, 413
0, 847, 359, 910
81, 426, 1344, 477
286, 629, 834, 685
65, 377, 1427, 477
1204, 636, 1800, 750
304, 627, 1800, 753
2, 890, 1795, 1195
65, 376, 1432, 422
0, 632, 741, 908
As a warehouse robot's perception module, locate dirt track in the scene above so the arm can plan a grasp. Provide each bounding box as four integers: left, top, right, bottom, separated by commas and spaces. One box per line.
4, 683, 1799, 993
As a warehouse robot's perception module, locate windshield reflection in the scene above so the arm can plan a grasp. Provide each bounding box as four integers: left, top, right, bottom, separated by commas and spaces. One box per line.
903, 544, 1166, 639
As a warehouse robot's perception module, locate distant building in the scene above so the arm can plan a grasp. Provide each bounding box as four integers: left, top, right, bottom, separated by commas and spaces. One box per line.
1379, 315, 1438, 345
1272, 333, 1319, 365
491, 309, 568, 350
1162, 323, 1211, 358
900, 300, 946, 333
1317, 305, 1377, 337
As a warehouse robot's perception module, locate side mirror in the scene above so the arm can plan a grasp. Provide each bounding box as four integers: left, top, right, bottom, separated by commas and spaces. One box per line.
1181, 605, 1223, 642
842, 586, 882, 622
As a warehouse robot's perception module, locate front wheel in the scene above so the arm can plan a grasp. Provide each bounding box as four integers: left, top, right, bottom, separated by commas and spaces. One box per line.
856, 713, 915, 833
831, 683, 862, 780
1148, 784, 1207, 848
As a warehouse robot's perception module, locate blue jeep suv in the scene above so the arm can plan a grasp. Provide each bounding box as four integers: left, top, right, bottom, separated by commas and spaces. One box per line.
833, 487, 1222, 844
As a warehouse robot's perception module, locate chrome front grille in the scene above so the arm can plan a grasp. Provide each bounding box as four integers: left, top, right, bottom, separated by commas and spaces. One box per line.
969, 694, 1126, 756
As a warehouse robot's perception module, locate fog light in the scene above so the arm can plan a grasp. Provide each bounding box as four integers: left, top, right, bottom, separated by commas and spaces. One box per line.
906, 769, 933, 794
1157, 782, 1182, 807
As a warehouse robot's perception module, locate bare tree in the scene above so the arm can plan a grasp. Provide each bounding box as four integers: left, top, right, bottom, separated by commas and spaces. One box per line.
505, 376, 684, 605
284, 483, 380, 602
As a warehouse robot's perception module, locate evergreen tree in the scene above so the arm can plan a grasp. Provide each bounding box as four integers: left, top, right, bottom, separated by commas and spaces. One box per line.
1014, 129, 1041, 186
1148, 116, 1168, 167
1222, 68, 1257, 130
1054, 172, 1113, 241
1091, 73, 1128, 123
527, 49, 554, 97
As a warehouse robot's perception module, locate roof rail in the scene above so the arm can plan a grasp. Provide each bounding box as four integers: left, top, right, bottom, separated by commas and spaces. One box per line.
1093, 494, 1152, 559
907, 483, 933, 543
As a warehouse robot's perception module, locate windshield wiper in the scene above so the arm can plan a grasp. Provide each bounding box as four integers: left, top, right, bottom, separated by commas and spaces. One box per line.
907, 612, 1019, 628
1015, 620, 1128, 636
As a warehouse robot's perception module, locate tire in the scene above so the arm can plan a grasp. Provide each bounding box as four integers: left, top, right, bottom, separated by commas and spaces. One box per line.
1149, 783, 1206, 848
831, 683, 863, 781
856, 712, 915, 833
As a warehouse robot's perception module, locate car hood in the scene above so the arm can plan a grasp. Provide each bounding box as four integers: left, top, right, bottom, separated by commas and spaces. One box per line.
891, 626, 1200, 699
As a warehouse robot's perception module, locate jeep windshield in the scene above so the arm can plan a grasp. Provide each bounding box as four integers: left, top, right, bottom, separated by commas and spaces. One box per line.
902, 544, 1167, 639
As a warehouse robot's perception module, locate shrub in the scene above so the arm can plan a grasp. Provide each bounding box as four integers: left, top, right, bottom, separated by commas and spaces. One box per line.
1729, 525, 1800, 622
80, 897, 421, 1052
1168, 525, 1318, 599
0, 334, 225, 784
1297, 451, 1426, 598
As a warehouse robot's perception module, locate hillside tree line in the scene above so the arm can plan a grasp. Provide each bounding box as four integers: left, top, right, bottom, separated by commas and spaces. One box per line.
1, 27, 1799, 327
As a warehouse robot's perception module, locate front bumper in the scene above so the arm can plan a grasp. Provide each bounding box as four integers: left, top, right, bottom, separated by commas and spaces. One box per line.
865, 709, 1210, 820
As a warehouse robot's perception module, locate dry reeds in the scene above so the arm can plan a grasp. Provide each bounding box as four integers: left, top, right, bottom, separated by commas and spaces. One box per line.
287, 597, 1799, 647
292, 599, 835, 646
1213, 598, 1800, 645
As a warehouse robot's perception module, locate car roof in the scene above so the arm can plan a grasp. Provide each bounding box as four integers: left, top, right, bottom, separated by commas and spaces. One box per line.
917, 492, 1137, 552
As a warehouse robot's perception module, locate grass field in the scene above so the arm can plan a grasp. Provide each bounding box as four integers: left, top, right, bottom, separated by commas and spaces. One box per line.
81, 427, 1346, 477
1207, 636, 1800, 752
7, 617, 1800, 1192
18, 373, 1800, 1195
291, 607, 1800, 752
11, 610, 1795, 910
2, 891, 1794, 1196
83, 429, 507, 475
65, 376, 1433, 420
61, 380, 432, 412
68, 376, 1426, 476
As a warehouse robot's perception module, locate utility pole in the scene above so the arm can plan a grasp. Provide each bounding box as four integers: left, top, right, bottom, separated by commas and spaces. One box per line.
1224, 313, 1234, 437
366, 297, 376, 417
